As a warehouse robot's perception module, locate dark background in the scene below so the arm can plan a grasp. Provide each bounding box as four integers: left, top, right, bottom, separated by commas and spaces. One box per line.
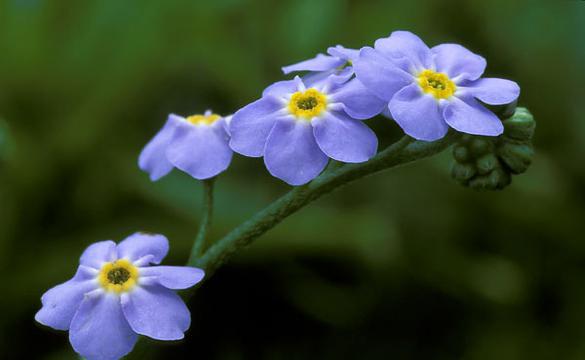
1, 0, 584, 359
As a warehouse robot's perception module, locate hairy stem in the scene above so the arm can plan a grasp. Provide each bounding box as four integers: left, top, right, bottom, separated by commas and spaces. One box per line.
190, 132, 459, 275
188, 178, 215, 263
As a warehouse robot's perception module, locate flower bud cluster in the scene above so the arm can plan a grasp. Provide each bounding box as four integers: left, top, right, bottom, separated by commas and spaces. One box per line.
451, 107, 535, 190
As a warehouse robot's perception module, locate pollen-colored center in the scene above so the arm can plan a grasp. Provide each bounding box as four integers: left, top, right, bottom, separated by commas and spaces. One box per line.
417, 69, 456, 99
98, 259, 139, 293
186, 114, 221, 125
288, 89, 327, 119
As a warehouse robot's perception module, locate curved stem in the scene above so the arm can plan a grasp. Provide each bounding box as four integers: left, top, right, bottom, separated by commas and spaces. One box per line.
188, 178, 215, 264
191, 131, 459, 275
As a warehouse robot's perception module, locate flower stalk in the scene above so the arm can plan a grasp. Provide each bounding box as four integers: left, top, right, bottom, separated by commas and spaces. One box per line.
188, 178, 215, 262
190, 131, 460, 276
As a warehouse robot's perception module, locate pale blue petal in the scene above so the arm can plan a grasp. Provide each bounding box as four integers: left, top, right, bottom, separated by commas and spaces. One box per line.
117, 232, 169, 264
121, 285, 190, 341
313, 112, 378, 163
264, 118, 328, 185
282, 54, 345, 74
35, 266, 97, 330
69, 292, 137, 360
138, 115, 181, 181
165, 120, 233, 180
262, 78, 298, 98
461, 77, 520, 105
79, 241, 117, 269
353, 47, 413, 102
329, 78, 386, 119
229, 97, 284, 157
139, 266, 205, 290
388, 83, 449, 141
431, 44, 486, 81
443, 96, 504, 136
327, 45, 360, 62
374, 31, 433, 71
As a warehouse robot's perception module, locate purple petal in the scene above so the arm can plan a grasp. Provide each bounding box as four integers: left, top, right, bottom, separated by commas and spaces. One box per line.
264, 118, 328, 186
313, 112, 378, 163
229, 97, 284, 157
121, 285, 190, 340
138, 115, 181, 181
35, 266, 97, 330
443, 96, 503, 136
302, 66, 354, 87
80, 241, 117, 269
140, 266, 205, 290
388, 83, 449, 141
69, 292, 137, 360
117, 232, 169, 265
461, 78, 520, 105
262, 78, 299, 98
353, 47, 413, 102
327, 45, 360, 62
165, 120, 233, 180
329, 78, 386, 120
374, 31, 433, 71
282, 53, 345, 74
431, 44, 486, 81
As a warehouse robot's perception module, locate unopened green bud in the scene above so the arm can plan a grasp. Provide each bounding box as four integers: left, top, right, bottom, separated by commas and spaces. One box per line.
476, 153, 498, 175
497, 142, 534, 174
469, 137, 493, 157
502, 107, 535, 142
452, 163, 476, 182
453, 145, 470, 163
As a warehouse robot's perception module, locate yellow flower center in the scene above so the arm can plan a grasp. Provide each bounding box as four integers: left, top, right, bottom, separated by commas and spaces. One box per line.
186, 114, 221, 125
98, 259, 139, 293
288, 89, 327, 119
417, 69, 456, 99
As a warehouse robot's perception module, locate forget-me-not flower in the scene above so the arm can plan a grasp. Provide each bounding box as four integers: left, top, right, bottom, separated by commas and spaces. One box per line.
35, 233, 204, 360
354, 31, 520, 141
139, 111, 232, 181
229, 76, 385, 185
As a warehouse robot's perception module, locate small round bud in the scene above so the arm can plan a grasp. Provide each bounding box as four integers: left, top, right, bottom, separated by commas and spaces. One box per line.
502, 107, 535, 141
476, 153, 498, 175
497, 142, 534, 174
488, 168, 511, 190
488, 100, 518, 120
469, 137, 492, 157
453, 145, 470, 163
452, 163, 476, 182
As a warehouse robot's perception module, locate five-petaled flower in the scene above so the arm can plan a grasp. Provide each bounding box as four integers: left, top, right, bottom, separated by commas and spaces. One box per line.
354, 31, 520, 141
139, 110, 232, 181
35, 233, 205, 360
229, 76, 385, 185
282, 45, 359, 84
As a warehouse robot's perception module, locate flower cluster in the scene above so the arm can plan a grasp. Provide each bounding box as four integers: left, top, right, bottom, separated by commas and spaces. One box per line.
35, 233, 204, 360
139, 30, 520, 186
37, 30, 525, 360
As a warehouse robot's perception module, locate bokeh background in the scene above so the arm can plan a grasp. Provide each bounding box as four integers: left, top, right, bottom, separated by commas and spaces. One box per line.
1, 0, 584, 359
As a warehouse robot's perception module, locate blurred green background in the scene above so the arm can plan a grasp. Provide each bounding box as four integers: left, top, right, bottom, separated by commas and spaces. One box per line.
1, 0, 584, 359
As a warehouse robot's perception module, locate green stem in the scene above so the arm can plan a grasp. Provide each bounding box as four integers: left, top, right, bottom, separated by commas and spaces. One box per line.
188, 178, 215, 264
190, 132, 459, 275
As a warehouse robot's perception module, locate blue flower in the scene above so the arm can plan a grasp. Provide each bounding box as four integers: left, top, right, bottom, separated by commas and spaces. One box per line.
354, 31, 520, 141
139, 111, 233, 181
282, 45, 359, 84
229, 76, 384, 185
35, 233, 205, 360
